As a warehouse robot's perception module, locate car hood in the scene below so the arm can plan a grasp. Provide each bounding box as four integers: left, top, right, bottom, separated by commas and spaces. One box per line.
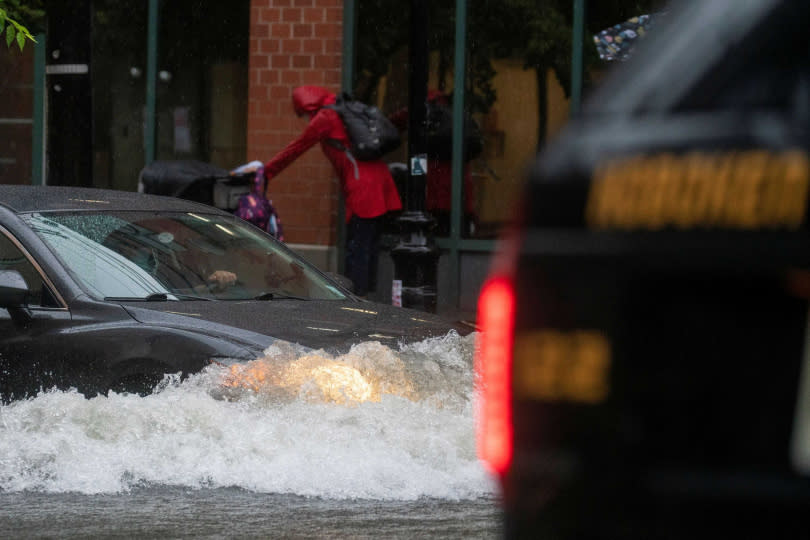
121, 299, 473, 353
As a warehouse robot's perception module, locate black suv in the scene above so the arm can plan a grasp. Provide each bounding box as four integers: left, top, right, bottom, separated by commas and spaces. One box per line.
476, 0, 810, 537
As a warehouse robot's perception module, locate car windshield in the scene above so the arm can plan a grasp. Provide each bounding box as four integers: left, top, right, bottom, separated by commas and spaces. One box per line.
23, 211, 347, 302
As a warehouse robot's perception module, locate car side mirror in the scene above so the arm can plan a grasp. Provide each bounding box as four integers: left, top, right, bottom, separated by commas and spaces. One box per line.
0, 269, 30, 308
326, 272, 354, 293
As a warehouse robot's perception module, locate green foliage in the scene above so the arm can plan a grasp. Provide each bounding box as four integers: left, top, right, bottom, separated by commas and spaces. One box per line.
474, 0, 661, 98
355, 0, 410, 102
356, 0, 661, 114
0, 0, 44, 51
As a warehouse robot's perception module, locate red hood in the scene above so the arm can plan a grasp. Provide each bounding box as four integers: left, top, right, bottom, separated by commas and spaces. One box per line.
292, 86, 336, 116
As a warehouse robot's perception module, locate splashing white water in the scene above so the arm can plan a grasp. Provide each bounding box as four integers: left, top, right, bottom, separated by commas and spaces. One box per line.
0, 332, 495, 499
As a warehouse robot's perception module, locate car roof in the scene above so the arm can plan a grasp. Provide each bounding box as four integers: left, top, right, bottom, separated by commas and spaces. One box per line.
0, 185, 227, 215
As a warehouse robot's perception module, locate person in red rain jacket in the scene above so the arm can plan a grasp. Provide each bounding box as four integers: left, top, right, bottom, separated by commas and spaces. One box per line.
262, 85, 402, 297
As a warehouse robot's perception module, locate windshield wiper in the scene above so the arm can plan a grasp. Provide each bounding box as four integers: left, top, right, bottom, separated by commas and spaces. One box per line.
254, 290, 308, 301
103, 293, 214, 302
105, 293, 169, 302
170, 293, 215, 301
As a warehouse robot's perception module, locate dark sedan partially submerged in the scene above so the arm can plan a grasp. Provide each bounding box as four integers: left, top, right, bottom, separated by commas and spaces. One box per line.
0, 185, 468, 402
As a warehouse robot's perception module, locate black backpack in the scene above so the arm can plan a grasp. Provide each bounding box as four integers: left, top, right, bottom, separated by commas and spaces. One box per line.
425, 102, 483, 162
325, 93, 401, 161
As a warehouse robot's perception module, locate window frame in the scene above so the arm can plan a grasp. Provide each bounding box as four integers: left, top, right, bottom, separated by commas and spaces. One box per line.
0, 225, 68, 310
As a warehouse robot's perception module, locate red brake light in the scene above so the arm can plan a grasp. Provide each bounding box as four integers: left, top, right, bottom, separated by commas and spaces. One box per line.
475, 275, 515, 477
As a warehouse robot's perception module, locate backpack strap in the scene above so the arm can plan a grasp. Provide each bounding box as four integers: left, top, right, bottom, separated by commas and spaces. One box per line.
322, 143, 359, 180
322, 102, 359, 179
324, 137, 347, 152
321, 104, 350, 153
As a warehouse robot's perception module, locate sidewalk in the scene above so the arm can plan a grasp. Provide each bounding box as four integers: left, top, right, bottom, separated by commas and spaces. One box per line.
367, 288, 478, 330
437, 305, 479, 331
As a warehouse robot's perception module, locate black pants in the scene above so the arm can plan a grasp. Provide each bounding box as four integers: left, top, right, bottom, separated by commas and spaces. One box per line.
345, 216, 381, 297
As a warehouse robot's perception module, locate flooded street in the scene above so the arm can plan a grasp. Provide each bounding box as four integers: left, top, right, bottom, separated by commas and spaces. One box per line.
0, 490, 501, 538
0, 332, 502, 538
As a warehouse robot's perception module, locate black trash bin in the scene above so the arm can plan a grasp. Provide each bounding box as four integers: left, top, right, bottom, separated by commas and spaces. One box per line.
138, 160, 251, 212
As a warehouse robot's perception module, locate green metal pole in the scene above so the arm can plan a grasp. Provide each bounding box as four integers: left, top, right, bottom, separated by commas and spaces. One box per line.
571, 0, 585, 115
31, 33, 46, 185
450, 0, 466, 242
145, 0, 159, 164
447, 0, 468, 309
337, 0, 358, 275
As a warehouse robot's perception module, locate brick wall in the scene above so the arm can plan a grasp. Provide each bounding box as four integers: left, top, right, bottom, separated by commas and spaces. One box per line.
248, 0, 344, 246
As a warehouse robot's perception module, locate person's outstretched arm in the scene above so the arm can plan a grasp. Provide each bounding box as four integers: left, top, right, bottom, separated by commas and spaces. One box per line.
263, 111, 333, 181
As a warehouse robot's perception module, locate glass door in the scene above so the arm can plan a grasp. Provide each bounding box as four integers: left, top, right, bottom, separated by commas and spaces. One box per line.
92, 0, 149, 191
92, 0, 249, 193
154, 1, 249, 170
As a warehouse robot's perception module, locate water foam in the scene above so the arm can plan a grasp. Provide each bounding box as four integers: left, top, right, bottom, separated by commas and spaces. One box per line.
0, 332, 496, 499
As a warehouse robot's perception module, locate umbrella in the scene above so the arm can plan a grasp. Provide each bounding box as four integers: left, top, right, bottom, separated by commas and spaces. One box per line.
593, 13, 660, 62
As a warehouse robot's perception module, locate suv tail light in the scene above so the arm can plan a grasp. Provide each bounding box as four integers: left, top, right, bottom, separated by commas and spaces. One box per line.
475, 275, 515, 476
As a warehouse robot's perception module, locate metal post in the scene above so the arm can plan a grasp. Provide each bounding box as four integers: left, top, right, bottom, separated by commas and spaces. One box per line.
338, 0, 358, 275
390, 0, 439, 313
570, 0, 586, 115
144, 0, 159, 164
404, 0, 428, 215
446, 0, 468, 309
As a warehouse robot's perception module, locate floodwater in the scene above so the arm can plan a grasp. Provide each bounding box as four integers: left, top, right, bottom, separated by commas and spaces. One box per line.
0, 332, 503, 538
